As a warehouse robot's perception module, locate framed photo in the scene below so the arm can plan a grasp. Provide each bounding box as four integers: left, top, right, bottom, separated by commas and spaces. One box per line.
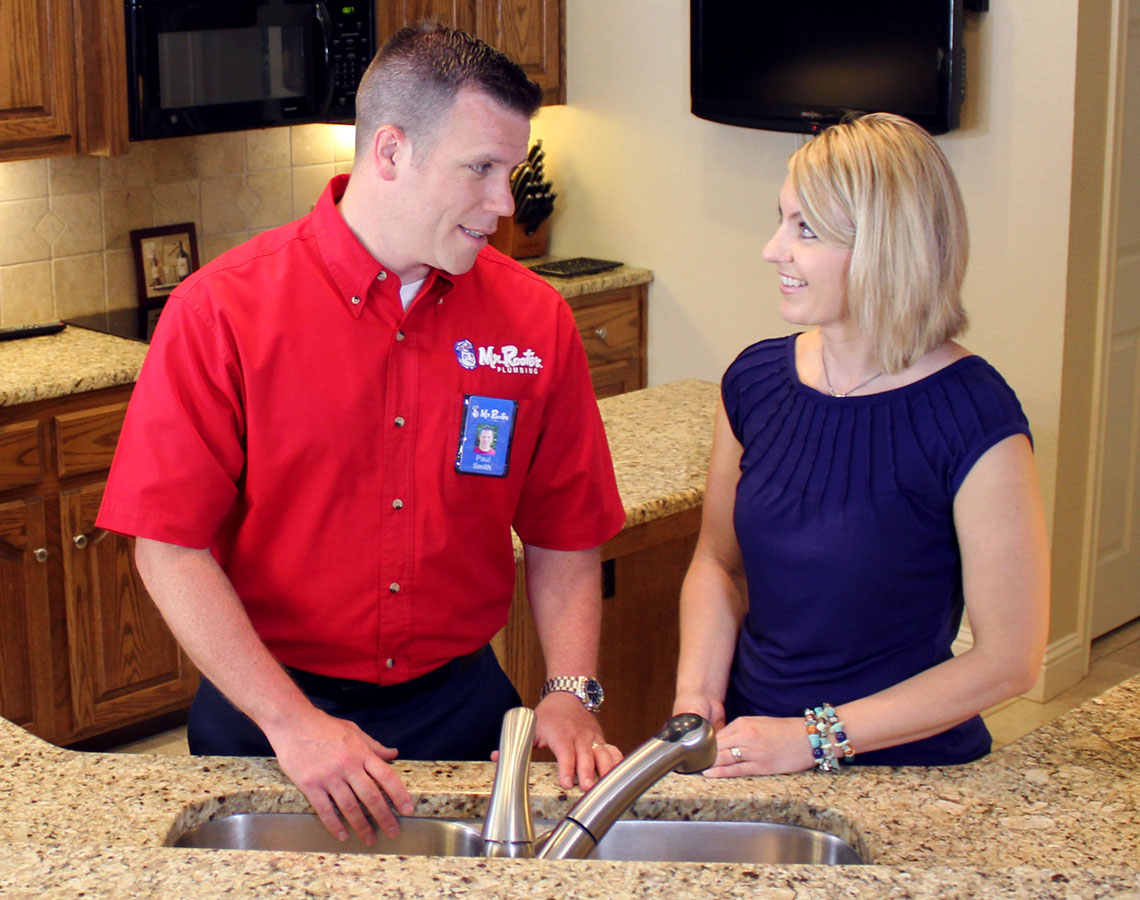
130, 223, 200, 306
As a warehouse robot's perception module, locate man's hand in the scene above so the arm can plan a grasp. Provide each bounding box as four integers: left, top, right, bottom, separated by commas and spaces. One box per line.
534, 691, 622, 790
263, 707, 415, 845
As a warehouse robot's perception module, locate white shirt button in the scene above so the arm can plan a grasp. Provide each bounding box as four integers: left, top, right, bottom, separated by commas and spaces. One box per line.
396, 330, 405, 341
394, 416, 406, 427
350, 296, 361, 305
389, 582, 400, 593
392, 498, 404, 509
386, 658, 395, 668
377, 270, 388, 281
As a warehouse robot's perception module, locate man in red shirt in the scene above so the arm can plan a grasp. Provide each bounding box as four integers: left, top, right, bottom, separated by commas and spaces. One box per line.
97, 24, 626, 846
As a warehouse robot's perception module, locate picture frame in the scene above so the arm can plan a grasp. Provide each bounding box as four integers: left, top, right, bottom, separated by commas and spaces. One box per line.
129, 223, 200, 307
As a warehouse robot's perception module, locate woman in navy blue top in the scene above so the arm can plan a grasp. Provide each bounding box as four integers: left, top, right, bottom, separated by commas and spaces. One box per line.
673, 114, 1050, 772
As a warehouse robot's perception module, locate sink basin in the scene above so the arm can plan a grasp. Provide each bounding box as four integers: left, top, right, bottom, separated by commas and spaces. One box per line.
174, 814, 862, 864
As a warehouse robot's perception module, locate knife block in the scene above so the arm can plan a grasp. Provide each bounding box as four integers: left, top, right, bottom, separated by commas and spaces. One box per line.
488, 216, 549, 259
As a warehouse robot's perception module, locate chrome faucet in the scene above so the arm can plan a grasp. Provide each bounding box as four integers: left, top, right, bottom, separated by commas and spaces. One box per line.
537, 713, 717, 860
481, 708, 717, 860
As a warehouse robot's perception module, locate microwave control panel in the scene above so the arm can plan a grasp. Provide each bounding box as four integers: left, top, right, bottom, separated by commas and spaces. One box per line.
327, 4, 375, 123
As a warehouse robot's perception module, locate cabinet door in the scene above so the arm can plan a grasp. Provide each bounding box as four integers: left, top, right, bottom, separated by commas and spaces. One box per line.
377, 1, 478, 41
59, 482, 198, 737
0, 497, 55, 740
476, 0, 564, 105
376, 0, 564, 105
0, 0, 77, 159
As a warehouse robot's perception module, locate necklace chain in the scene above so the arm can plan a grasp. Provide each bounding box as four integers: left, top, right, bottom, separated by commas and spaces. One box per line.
821, 347, 883, 398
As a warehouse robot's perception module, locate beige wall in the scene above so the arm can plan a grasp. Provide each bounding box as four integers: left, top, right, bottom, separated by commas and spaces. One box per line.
0, 124, 355, 326
532, 0, 1077, 530
531, 0, 1087, 682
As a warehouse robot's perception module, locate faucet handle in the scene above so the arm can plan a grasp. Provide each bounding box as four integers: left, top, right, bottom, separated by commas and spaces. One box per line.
654, 713, 718, 773
482, 706, 537, 855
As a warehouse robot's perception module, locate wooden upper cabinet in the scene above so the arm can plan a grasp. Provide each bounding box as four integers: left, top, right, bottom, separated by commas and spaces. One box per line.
376, 0, 565, 106
0, 0, 77, 159
476, 0, 564, 105
0, 0, 127, 160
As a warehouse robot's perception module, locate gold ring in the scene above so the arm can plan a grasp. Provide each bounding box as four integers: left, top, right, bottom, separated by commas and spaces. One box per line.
591, 742, 602, 749
730, 746, 743, 763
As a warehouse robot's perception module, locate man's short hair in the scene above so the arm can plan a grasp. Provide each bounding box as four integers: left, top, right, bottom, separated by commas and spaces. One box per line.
354, 22, 543, 162
788, 113, 969, 373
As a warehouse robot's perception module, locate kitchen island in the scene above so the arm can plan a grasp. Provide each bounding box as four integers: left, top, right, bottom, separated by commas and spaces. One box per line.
2, 327, 1139, 897
0, 674, 1137, 897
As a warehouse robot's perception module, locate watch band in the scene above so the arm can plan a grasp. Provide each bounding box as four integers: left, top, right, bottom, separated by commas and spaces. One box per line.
540, 675, 604, 712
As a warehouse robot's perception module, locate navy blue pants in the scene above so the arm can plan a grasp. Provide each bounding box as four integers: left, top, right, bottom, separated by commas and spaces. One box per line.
187, 646, 521, 761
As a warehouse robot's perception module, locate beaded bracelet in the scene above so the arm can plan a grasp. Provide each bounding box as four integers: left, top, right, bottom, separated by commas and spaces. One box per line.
804, 703, 855, 773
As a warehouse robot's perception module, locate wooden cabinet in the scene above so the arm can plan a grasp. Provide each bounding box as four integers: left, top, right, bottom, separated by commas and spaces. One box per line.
0, 495, 54, 739
0, 386, 197, 746
567, 284, 648, 399
0, 0, 76, 159
377, 0, 565, 105
495, 506, 700, 755
0, 0, 126, 160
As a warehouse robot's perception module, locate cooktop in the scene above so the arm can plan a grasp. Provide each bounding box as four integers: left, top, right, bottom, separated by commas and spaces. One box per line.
64, 306, 162, 343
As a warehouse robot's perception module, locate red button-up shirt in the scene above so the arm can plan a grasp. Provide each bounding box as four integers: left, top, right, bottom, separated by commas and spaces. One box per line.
98, 175, 625, 684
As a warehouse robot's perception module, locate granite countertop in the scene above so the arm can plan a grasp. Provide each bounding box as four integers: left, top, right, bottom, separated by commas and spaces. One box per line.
3, 268, 1138, 897
0, 262, 653, 408
0, 326, 148, 406
0, 676, 1137, 898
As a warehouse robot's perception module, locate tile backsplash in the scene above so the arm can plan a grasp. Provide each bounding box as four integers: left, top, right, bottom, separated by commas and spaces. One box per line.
0, 124, 355, 326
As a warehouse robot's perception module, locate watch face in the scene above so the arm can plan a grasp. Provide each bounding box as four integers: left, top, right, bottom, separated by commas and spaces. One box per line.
584, 679, 604, 710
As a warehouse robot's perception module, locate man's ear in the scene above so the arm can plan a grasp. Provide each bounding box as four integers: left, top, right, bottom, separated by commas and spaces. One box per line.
372, 125, 406, 182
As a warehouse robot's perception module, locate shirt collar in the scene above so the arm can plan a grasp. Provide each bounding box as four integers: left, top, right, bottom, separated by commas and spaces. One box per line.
311, 174, 454, 317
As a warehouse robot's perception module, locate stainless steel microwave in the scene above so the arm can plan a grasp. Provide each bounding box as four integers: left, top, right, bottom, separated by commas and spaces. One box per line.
126, 0, 374, 140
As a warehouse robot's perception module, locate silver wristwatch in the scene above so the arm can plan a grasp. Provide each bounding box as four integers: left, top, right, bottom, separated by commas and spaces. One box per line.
540, 675, 604, 713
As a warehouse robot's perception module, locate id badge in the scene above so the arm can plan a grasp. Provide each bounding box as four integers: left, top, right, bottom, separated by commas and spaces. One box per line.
455, 395, 518, 477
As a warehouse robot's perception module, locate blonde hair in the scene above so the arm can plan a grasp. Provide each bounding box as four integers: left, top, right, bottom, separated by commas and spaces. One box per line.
788, 113, 969, 373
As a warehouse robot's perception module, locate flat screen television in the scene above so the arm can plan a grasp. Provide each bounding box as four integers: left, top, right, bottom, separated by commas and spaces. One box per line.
691, 1, 965, 136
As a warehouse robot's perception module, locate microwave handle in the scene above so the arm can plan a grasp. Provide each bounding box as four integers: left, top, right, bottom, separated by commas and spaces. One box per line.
313, 1, 336, 116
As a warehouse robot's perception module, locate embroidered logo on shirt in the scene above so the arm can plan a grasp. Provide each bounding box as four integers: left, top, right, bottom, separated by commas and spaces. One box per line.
454, 340, 544, 375
454, 339, 477, 370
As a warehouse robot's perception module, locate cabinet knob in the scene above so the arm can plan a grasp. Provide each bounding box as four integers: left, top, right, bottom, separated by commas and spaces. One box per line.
595, 327, 609, 341
73, 529, 107, 550
34, 547, 48, 563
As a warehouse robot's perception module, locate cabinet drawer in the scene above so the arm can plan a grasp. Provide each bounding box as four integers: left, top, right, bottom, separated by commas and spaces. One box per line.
53, 403, 128, 478
0, 420, 44, 492
575, 295, 641, 368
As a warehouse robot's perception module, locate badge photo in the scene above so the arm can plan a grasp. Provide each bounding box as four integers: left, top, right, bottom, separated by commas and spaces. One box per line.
455, 395, 518, 478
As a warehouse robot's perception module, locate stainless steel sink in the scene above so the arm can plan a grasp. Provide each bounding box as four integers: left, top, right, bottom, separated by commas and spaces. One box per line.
173, 814, 863, 864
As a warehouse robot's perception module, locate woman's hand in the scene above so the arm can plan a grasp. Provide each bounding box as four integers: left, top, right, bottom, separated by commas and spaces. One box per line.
702, 715, 815, 777
671, 692, 726, 731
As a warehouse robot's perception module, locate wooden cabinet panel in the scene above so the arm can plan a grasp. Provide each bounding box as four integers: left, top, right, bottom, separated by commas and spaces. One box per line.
0, 420, 44, 492
567, 284, 648, 399
60, 482, 197, 735
0, 385, 198, 746
53, 402, 128, 479
376, 0, 564, 105
0, 497, 54, 739
0, 0, 77, 159
477, 0, 564, 104
496, 507, 700, 755
377, 1, 478, 41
